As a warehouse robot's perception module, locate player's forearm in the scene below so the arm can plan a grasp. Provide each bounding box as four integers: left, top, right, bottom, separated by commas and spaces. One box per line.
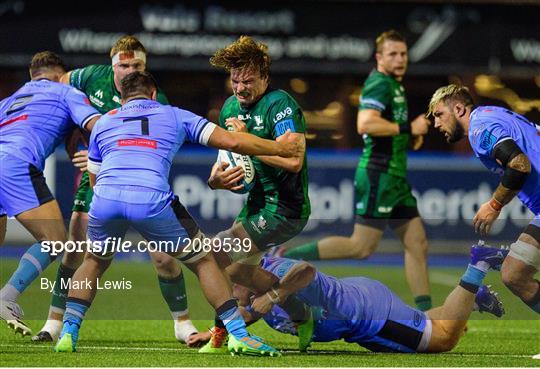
256, 155, 303, 173
275, 263, 316, 302
239, 307, 259, 326
492, 153, 531, 207
88, 172, 97, 188
357, 115, 399, 137
229, 132, 284, 156
491, 184, 519, 208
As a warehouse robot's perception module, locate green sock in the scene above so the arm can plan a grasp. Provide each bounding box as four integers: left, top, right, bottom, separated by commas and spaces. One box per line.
284, 241, 320, 260
414, 295, 432, 311
50, 263, 76, 312
158, 273, 188, 315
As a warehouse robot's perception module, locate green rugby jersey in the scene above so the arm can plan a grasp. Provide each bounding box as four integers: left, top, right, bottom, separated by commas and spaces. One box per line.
69, 64, 169, 115
219, 89, 310, 219
358, 70, 409, 178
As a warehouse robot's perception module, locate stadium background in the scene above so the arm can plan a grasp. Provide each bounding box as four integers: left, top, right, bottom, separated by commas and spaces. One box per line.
1, 0, 539, 248
0, 1, 539, 366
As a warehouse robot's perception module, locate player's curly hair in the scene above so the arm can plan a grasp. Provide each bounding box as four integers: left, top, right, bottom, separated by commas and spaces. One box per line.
375, 29, 406, 53
210, 36, 271, 78
29, 51, 67, 78
427, 84, 475, 118
110, 35, 146, 58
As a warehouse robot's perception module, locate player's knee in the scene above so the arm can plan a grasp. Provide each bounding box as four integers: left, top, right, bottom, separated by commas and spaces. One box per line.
61, 249, 85, 269
404, 236, 429, 257
501, 262, 527, 296
152, 252, 181, 278
69, 211, 88, 242
350, 242, 376, 259
439, 334, 460, 352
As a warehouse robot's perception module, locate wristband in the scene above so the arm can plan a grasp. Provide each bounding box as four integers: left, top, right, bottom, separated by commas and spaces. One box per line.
266, 290, 280, 304
399, 122, 411, 135
489, 198, 503, 212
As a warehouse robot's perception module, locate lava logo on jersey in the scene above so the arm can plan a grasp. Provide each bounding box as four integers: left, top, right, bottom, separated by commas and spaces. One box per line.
273, 107, 292, 123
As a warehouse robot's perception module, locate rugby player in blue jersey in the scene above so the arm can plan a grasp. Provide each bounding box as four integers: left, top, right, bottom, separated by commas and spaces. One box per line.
0, 52, 101, 335
429, 84, 540, 314
53, 71, 300, 355
190, 244, 506, 353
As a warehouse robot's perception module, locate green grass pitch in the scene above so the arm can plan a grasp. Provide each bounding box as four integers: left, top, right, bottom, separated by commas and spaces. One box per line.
1, 258, 539, 367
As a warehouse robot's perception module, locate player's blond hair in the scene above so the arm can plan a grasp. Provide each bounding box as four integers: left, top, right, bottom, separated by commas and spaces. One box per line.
110, 35, 146, 58
427, 84, 474, 117
29, 51, 67, 78
375, 30, 406, 53
210, 36, 271, 79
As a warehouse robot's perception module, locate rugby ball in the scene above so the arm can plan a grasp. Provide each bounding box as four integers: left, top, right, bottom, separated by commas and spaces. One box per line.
217, 150, 256, 194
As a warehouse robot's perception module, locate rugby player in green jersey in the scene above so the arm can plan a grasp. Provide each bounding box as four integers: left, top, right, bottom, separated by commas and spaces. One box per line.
191, 36, 313, 353
33, 36, 199, 344
283, 30, 434, 311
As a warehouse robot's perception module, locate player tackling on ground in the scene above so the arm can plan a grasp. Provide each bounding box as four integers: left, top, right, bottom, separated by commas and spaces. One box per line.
190, 242, 507, 353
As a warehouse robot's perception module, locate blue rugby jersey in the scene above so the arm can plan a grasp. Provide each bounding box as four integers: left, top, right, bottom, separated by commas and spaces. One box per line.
468, 106, 540, 214
0, 79, 100, 170
87, 98, 216, 192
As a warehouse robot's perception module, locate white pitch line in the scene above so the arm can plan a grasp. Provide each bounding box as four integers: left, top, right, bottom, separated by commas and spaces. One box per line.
0, 344, 535, 358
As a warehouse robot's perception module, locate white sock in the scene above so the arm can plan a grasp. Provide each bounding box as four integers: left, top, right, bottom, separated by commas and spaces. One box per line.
39, 319, 63, 340
170, 309, 189, 321
174, 319, 198, 343
0, 284, 20, 302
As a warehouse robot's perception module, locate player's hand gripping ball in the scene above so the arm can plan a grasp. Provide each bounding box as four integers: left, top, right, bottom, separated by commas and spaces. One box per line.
217, 150, 256, 194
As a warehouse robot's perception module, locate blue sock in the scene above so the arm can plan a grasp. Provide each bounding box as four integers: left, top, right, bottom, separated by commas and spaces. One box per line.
216, 299, 248, 339
459, 264, 487, 293
63, 298, 90, 328
7, 242, 55, 294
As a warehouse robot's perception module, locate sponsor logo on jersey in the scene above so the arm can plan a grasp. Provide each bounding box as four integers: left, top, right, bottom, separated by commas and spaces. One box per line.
112, 95, 121, 104
377, 206, 392, 213
413, 312, 422, 327
95, 90, 104, 99
479, 130, 497, 151
254, 115, 264, 130
237, 113, 251, 121
118, 138, 157, 149
258, 215, 267, 229
274, 119, 296, 136
74, 199, 86, 206
273, 107, 293, 123
89, 95, 105, 108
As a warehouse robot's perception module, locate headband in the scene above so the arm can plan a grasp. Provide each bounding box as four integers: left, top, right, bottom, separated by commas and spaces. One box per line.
111, 50, 147, 66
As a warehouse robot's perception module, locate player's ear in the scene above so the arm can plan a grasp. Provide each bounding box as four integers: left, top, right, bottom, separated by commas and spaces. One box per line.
151, 89, 157, 101
454, 103, 466, 118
